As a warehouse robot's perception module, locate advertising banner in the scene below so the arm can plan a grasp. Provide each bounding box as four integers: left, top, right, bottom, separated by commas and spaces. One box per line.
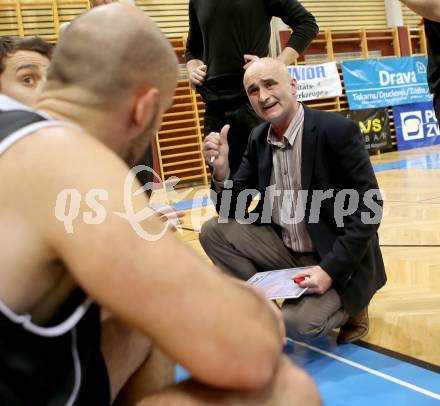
342, 56, 431, 110
393, 101, 440, 150
288, 62, 343, 102
339, 108, 391, 152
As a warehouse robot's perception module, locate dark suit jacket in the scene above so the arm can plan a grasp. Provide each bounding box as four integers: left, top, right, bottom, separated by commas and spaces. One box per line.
213, 106, 386, 316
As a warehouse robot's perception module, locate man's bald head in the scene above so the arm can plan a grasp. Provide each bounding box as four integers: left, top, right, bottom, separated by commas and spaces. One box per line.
244, 57, 292, 87
47, 4, 178, 108
243, 57, 298, 136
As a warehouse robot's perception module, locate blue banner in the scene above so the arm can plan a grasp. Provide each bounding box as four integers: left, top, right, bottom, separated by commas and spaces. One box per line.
342, 57, 431, 110
393, 101, 440, 150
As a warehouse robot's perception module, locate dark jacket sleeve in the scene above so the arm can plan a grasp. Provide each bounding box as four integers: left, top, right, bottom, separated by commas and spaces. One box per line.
266, 0, 319, 55
184, 1, 204, 62
318, 119, 383, 287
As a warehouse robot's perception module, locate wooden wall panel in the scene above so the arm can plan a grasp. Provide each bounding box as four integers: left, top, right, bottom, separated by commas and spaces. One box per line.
401, 3, 422, 27
19, 0, 58, 41
0, 2, 23, 36
155, 37, 208, 187
0, 0, 89, 41
407, 26, 427, 56
57, 0, 89, 25
301, 0, 388, 30
135, 0, 188, 38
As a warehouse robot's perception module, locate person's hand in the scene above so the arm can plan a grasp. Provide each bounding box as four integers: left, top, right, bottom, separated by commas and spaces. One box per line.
188, 64, 207, 88
243, 54, 260, 69
202, 124, 230, 181
294, 265, 333, 295
152, 204, 185, 232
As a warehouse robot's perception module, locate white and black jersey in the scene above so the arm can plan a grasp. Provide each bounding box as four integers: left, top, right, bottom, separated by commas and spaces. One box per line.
0, 96, 110, 405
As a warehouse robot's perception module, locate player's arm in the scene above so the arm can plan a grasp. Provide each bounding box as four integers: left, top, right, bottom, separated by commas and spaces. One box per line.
185, 2, 207, 87
26, 128, 284, 391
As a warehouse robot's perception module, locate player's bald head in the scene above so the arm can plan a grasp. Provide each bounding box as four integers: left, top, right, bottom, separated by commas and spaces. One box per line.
47, 3, 177, 107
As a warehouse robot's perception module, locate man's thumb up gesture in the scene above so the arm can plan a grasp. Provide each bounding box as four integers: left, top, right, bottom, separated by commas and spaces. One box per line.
202, 124, 230, 181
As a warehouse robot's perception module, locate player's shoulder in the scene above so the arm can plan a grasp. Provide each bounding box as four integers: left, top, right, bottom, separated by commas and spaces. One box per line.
4, 122, 129, 193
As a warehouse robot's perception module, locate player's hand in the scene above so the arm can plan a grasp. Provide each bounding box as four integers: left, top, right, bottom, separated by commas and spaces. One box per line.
152, 204, 185, 232
189, 64, 207, 87
293, 265, 332, 295
202, 124, 230, 181
243, 54, 260, 69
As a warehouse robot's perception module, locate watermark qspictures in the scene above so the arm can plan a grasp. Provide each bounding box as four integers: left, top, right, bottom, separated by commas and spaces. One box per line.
55, 165, 384, 241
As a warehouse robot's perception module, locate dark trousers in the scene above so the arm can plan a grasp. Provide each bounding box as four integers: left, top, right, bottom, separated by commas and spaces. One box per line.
135, 146, 153, 197
199, 218, 348, 341
204, 102, 263, 176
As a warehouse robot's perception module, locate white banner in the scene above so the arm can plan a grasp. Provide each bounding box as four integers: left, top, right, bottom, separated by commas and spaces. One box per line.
288, 62, 343, 102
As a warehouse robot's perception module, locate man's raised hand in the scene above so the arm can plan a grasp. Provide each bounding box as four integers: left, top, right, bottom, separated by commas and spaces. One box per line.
202, 124, 230, 181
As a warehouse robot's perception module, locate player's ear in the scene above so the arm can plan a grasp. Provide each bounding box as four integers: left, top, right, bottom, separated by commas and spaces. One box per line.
133, 87, 159, 131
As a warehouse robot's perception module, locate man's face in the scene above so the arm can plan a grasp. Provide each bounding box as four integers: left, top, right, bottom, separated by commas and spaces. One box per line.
0, 50, 50, 107
244, 61, 298, 134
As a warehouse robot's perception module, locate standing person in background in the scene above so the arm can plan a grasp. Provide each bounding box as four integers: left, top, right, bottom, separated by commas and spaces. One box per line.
185, 0, 319, 176
399, 0, 440, 120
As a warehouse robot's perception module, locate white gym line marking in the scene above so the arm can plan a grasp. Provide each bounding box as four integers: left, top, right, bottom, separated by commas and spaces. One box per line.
293, 340, 440, 401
